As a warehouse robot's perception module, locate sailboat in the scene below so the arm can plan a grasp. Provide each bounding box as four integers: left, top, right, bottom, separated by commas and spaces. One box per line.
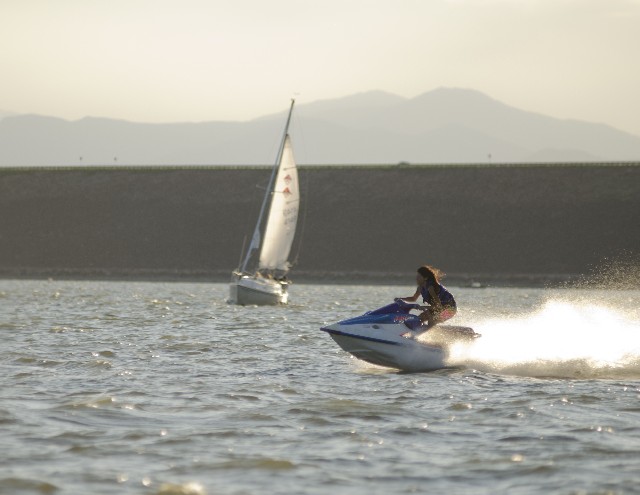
229, 100, 300, 305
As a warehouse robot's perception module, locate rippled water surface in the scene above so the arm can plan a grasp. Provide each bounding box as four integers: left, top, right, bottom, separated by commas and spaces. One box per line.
1, 280, 639, 494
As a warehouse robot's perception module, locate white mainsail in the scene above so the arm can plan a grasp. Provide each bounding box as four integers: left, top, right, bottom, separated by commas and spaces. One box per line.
258, 135, 299, 271
230, 99, 298, 305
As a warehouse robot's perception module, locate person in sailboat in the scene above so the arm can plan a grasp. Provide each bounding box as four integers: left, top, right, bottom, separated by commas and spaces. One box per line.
396, 265, 457, 328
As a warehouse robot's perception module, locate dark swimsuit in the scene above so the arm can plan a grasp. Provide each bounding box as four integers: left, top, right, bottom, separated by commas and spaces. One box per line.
420, 282, 457, 323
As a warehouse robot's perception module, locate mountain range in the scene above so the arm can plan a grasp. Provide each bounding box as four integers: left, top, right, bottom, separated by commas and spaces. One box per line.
1, 88, 639, 166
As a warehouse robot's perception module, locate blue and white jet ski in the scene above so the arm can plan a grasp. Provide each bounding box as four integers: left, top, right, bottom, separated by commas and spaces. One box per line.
321, 300, 480, 372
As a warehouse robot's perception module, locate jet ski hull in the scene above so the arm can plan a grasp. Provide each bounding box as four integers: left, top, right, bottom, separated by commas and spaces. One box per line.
322, 324, 447, 372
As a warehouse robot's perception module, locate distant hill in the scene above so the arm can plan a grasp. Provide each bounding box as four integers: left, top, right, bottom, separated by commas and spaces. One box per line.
1, 88, 639, 166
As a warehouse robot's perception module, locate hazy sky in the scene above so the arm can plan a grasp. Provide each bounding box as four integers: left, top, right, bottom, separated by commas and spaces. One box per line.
2, 0, 639, 136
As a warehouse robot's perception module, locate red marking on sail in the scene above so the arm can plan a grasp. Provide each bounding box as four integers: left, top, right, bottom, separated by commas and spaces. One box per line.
283, 187, 291, 196
284, 174, 292, 183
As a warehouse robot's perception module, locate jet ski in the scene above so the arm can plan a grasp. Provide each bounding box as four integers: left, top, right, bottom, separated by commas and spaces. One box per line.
320, 299, 480, 372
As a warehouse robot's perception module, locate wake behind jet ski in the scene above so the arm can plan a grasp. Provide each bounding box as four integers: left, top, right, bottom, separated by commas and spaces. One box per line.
321, 299, 480, 372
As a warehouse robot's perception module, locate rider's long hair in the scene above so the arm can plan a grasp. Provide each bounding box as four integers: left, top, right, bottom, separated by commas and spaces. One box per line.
417, 265, 444, 284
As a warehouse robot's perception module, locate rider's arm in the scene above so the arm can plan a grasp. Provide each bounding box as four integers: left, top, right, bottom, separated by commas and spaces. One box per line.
398, 287, 420, 303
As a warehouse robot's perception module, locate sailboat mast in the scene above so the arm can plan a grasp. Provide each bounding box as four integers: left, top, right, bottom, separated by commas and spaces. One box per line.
240, 99, 296, 273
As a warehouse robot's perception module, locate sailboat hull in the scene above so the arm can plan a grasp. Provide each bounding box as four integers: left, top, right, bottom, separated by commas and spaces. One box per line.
229, 274, 288, 306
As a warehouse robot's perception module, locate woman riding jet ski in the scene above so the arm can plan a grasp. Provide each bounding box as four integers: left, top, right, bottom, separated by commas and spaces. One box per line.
320, 266, 479, 372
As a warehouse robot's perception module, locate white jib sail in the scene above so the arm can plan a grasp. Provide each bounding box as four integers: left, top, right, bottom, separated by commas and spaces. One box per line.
258, 134, 299, 272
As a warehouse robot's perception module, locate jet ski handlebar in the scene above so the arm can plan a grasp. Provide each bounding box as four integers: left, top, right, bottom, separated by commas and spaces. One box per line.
393, 298, 422, 310
366, 299, 422, 316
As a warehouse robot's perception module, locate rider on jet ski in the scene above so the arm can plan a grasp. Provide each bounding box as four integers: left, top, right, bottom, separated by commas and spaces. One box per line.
396, 265, 457, 328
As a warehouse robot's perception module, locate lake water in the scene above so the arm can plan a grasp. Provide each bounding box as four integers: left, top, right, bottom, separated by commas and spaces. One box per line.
1, 279, 639, 494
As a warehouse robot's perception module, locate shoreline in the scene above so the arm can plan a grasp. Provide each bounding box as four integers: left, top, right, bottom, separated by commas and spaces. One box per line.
0, 268, 585, 288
